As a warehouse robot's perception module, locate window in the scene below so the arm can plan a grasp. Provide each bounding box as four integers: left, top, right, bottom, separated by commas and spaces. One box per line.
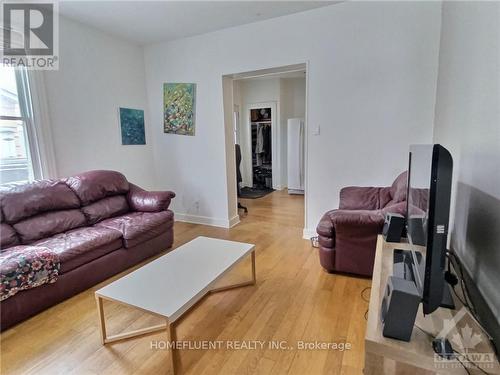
0, 67, 41, 184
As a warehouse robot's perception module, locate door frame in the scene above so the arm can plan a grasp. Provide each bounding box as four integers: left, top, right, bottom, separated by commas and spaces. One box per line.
242, 102, 279, 189
222, 62, 309, 234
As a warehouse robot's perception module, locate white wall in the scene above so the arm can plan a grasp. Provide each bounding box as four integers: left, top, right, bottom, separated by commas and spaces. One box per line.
43, 17, 156, 188
433, 1, 500, 333
222, 76, 239, 227
144, 2, 441, 231
238, 78, 281, 105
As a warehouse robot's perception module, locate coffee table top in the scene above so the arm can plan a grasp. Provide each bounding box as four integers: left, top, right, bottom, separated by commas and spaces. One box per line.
96, 236, 255, 322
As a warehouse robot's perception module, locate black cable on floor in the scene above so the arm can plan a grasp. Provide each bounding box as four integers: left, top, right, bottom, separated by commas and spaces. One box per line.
446, 251, 498, 357
455, 355, 472, 375
360, 287, 371, 320
414, 324, 434, 340
453, 350, 490, 375
361, 287, 371, 303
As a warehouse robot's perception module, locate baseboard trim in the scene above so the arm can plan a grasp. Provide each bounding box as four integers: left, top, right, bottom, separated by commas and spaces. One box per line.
302, 228, 316, 240
228, 215, 240, 228
175, 213, 235, 228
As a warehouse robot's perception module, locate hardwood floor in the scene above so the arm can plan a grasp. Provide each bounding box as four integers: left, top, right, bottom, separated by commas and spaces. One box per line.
0, 190, 371, 375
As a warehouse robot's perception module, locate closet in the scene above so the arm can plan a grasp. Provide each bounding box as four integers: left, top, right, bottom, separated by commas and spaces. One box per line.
250, 108, 272, 189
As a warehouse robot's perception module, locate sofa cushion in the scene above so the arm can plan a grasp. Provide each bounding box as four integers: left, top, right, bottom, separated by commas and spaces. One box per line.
97, 210, 174, 248
65, 170, 129, 205
13, 209, 87, 244
82, 195, 129, 225
0, 223, 19, 249
0, 180, 80, 223
33, 226, 123, 273
390, 172, 408, 203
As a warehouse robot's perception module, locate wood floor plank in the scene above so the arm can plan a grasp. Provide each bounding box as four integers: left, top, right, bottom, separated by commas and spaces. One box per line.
1, 190, 370, 375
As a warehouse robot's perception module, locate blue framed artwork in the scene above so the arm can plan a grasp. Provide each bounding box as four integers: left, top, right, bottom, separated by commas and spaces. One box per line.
119, 107, 146, 145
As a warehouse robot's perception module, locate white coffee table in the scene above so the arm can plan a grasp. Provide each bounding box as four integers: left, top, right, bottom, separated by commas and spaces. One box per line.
95, 236, 256, 374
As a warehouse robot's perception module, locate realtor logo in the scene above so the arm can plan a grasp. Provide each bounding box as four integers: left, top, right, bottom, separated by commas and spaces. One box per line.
434, 307, 495, 371
1, 1, 59, 69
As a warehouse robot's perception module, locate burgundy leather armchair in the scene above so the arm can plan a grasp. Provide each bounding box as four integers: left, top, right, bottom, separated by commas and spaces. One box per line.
316, 172, 407, 276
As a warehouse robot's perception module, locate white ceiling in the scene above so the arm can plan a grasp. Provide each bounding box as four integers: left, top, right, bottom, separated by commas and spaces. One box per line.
57, 1, 337, 45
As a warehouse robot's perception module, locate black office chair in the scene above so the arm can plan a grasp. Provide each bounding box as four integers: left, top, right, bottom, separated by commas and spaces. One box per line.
235, 144, 248, 213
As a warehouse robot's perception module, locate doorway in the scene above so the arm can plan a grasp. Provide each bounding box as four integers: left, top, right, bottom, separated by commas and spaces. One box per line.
242, 102, 277, 196
222, 63, 308, 230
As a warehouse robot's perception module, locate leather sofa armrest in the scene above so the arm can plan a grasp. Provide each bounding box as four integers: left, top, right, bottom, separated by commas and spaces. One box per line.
317, 212, 335, 237
339, 186, 388, 211
318, 209, 385, 237
127, 183, 176, 212
316, 209, 385, 251
326, 209, 385, 276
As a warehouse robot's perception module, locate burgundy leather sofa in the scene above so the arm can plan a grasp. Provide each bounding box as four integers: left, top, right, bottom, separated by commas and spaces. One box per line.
0, 170, 175, 330
316, 172, 407, 277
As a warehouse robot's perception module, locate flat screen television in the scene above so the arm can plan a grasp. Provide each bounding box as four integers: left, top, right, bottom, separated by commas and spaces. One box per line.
406, 144, 454, 314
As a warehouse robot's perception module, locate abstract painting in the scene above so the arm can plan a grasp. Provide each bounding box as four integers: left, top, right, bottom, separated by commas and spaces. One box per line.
163, 83, 196, 136
119, 108, 145, 145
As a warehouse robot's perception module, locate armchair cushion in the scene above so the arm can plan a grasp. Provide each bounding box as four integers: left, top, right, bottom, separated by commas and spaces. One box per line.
382, 201, 407, 216
339, 186, 392, 211
127, 183, 175, 212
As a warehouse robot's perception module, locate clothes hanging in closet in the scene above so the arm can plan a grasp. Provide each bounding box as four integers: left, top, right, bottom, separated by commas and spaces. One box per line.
252, 123, 271, 167
256, 125, 264, 154
263, 125, 271, 163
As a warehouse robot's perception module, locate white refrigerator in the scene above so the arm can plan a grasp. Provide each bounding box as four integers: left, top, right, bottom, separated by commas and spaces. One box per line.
287, 118, 305, 194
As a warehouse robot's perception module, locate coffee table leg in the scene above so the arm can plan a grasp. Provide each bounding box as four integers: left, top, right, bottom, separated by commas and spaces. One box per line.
96, 296, 107, 344
210, 250, 257, 293
251, 250, 256, 285
168, 321, 178, 374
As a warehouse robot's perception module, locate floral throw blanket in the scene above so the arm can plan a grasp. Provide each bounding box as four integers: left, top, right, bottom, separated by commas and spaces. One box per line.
0, 246, 60, 301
